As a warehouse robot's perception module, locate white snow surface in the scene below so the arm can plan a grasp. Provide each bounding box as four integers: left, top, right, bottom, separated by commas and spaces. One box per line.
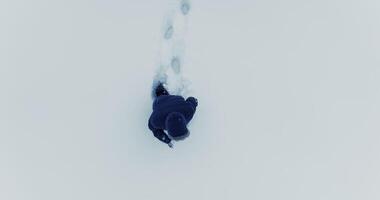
1, 0, 380, 200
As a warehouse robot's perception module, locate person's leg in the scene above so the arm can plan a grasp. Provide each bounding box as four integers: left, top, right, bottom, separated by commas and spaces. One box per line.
155, 83, 169, 97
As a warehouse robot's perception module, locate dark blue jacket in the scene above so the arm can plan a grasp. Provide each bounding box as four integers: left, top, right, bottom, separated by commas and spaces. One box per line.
148, 95, 198, 144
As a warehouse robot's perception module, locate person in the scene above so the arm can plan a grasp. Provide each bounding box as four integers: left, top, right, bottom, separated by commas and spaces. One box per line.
148, 83, 198, 148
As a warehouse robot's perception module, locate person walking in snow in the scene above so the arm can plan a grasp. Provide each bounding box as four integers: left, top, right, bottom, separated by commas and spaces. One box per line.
148, 83, 198, 148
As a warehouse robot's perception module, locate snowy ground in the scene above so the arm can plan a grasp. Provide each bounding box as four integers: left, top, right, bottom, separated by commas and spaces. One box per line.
1, 0, 380, 199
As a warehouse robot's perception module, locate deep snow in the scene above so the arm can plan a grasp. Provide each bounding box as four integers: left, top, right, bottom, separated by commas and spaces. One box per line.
1, 0, 380, 200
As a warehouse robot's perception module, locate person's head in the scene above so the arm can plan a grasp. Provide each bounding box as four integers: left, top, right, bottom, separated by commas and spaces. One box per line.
165, 112, 189, 141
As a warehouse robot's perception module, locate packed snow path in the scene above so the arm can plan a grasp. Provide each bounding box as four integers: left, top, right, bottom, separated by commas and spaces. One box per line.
153, 0, 192, 98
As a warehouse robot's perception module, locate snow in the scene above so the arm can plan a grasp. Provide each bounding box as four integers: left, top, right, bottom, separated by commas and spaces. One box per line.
1, 0, 380, 200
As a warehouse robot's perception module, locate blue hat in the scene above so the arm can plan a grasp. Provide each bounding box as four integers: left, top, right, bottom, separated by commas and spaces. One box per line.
165, 112, 189, 140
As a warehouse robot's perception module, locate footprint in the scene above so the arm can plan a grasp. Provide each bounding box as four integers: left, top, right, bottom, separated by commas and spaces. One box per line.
171, 57, 181, 74
164, 25, 174, 40
180, 1, 191, 15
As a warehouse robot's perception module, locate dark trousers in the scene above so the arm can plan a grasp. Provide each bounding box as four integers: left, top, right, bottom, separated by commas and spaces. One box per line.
155, 83, 169, 97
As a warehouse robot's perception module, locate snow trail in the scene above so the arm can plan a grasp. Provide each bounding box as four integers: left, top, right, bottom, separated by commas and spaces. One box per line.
152, 0, 192, 98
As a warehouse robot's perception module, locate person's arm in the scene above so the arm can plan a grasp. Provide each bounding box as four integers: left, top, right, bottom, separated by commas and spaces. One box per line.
185, 97, 198, 120
186, 97, 198, 110
148, 120, 172, 145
